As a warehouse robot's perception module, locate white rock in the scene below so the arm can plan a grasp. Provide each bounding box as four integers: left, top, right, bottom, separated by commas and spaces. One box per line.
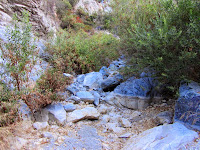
33, 122, 49, 130
120, 118, 132, 128
122, 122, 199, 150
63, 73, 73, 78
101, 115, 110, 123
98, 105, 108, 114
67, 107, 100, 123
74, 0, 103, 15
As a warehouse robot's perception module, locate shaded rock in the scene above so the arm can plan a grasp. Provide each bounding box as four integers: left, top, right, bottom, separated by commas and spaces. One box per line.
83, 72, 103, 89
66, 83, 79, 95
33, 108, 49, 122
154, 111, 173, 125
45, 103, 66, 125
76, 91, 95, 103
114, 76, 157, 97
33, 122, 49, 130
104, 92, 150, 110
76, 74, 85, 83
67, 107, 100, 123
120, 118, 132, 128
63, 103, 76, 112
102, 76, 159, 109
101, 73, 123, 91
99, 66, 109, 79
67, 96, 81, 104
122, 122, 199, 150
175, 81, 200, 131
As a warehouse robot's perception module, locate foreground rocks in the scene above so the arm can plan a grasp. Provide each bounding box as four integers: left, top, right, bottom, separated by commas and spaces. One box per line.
123, 122, 199, 150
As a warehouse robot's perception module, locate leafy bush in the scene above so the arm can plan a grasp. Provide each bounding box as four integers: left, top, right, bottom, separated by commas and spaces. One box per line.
22, 68, 73, 112
0, 11, 36, 92
46, 29, 119, 74
111, 0, 200, 96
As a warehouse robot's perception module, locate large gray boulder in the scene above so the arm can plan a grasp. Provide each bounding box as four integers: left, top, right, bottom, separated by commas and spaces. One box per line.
83, 72, 103, 89
67, 107, 100, 123
103, 76, 158, 110
122, 122, 199, 150
114, 76, 157, 97
174, 81, 200, 131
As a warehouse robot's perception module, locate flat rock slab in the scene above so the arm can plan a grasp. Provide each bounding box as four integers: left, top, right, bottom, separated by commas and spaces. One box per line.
122, 122, 199, 150
76, 91, 95, 103
114, 76, 157, 97
63, 103, 76, 112
67, 107, 100, 123
105, 92, 150, 110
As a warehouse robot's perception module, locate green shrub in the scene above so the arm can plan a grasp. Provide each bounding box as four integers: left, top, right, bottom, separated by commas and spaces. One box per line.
0, 82, 11, 102
0, 11, 36, 92
56, 0, 72, 19
111, 0, 200, 96
46, 29, 119, 74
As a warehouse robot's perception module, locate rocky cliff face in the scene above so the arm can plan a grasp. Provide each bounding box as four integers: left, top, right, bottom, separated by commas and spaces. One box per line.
74, 0, 103, 15
0, 0, 59, 36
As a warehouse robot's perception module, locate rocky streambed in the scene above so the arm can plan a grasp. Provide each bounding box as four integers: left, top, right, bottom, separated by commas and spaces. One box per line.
7, 58, 200, 150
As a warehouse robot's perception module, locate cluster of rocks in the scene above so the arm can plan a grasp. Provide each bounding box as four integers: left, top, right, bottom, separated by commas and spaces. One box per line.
17, 57, 200, 149
65, 57, 160, 111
